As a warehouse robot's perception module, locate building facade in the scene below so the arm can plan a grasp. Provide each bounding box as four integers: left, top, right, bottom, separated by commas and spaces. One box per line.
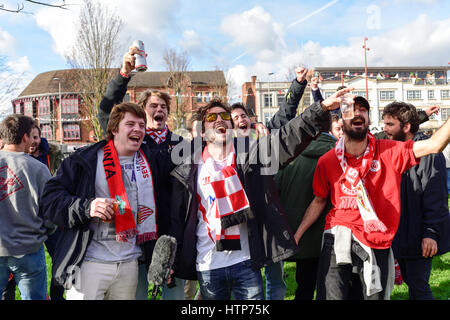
243, 66, 449, 131
11, 68, 226, 150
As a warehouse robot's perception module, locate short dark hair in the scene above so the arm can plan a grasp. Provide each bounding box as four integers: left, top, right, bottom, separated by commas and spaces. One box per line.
0, 114, 35, 145
195, 98, 232, 132
354, 96, 370, 111
230, 102, 248, 116
32, 123, 41, 136
106, 102, 147, 140
382, 101, 420, 134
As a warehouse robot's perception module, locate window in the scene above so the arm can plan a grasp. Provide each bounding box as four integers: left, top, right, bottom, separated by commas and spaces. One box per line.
41, 124, 53, 140
324, 91, 334, 99
277, 93, 284, 106
39, 99, 50, 115
24, 101, 33, 117
61, 96, 79, 114
204, 92, 211, 103
263, 93, 273, 107
428, 90, 435, 100
353, 91, 367, 98
379, 90, 395, 100
441, 108, 450, 121
196, 92, 202, 103
441, 90, 450, 99
407, 90, 421, 100
63, 123, 80, 140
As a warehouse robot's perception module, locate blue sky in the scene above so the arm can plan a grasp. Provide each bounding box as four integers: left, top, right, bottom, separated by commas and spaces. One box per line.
1, 0, 450, 113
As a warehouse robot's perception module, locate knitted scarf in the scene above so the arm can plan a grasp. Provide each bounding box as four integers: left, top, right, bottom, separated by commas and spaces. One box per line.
334, 133, 387, 234
103, 139, 157, 244
146, 125, 169, 144
198, 145, 250, 251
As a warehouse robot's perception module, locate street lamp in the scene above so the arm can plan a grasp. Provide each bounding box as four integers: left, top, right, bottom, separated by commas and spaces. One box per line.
363, 37, 370, 99
53, 77, 63, 145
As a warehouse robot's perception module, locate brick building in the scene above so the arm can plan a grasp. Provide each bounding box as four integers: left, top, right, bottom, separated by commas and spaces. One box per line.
11, 68, 226, 150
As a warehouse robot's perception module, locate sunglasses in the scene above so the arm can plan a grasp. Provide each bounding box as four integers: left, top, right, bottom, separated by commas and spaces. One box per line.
205, 112, 231, 122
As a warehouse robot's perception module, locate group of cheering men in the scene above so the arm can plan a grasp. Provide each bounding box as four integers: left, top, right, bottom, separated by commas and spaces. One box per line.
1, 46, 449, 301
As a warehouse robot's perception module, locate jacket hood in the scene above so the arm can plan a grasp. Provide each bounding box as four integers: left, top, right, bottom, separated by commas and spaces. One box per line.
301, 132, 336, 159
413, 131, 429, 142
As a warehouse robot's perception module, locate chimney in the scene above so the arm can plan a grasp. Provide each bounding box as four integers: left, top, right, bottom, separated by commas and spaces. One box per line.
251, 75, 257, 85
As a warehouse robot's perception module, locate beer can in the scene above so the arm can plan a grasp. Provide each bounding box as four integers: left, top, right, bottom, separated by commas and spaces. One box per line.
132, 40, 148, 72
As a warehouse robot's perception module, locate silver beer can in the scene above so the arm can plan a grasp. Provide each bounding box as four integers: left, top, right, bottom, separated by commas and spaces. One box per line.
132, 40, 148, 72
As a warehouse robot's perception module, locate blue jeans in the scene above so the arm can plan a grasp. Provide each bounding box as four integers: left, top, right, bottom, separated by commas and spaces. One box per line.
446, 168, 450, 193
0, 246, 47, 300
197, 260, 264, 300
397, 257, 434, 300
264, 261, 286, 300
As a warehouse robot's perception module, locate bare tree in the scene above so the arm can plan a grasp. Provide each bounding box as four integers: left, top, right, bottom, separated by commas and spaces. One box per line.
162, 48, 192, 130
0, 0, 71, 14
0, 55, 23, 115
65, 0, 123, 140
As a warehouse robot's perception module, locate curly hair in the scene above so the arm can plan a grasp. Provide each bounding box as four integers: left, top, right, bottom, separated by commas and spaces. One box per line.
195, 98, 232, 133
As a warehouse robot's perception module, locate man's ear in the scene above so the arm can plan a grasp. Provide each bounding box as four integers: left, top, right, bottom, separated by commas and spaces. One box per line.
403, 122, 411, 134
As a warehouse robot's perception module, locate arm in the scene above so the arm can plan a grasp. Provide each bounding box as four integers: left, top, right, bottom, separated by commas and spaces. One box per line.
294, 196, 327, 244
413, 118, 450, 158
265, 67, 308, 130
419, 153, 448, 257
98, 47, 139, 132
311, 76, 324, 103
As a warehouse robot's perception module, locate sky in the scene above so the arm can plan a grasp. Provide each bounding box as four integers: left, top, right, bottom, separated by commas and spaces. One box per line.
1, 0, 450, 115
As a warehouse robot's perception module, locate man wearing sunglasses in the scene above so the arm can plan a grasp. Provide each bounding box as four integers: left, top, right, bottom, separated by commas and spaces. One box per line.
169, 88, 349, 300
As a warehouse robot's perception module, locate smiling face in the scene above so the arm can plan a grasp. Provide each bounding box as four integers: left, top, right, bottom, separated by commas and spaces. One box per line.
342, 104, 369, 141
231, 108, 251, 137
203, 106, 232, 145
112, 112, 146, 156
330, 118, 344, 140
29, 127, 41, 155
145, 95, 168, 131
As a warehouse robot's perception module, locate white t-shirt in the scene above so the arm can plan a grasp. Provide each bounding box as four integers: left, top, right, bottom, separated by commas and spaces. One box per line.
195, 158, 250, 272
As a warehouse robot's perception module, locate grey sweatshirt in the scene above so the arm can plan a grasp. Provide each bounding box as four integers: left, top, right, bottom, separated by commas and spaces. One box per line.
0, 151, 53, 256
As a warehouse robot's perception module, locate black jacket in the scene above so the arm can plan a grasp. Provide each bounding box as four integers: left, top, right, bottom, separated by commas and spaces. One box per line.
169, 102, 330, 280
392, 132, 450, 259
40, 138, 166, 289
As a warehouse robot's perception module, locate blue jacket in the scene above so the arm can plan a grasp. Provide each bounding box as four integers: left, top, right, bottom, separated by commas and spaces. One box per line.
392, 132, 450, 259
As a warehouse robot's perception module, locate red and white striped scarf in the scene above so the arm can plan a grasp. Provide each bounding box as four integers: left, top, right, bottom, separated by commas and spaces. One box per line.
146, 125, 169, 144
197, 145, 250, 251
334, 133, 387, 234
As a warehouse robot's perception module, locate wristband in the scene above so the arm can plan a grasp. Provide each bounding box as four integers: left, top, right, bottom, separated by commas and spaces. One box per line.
120, 71, 130, 78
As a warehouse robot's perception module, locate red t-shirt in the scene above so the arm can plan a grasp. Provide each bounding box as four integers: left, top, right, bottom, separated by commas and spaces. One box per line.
313, 139, 420, 249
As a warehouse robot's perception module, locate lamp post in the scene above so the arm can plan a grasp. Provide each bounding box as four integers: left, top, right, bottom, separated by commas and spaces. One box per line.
53, 77, 63, 146
363, 37, 370, 99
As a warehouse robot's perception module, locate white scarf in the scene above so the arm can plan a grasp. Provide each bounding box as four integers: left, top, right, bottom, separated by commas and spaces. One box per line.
335, 134, 387, 233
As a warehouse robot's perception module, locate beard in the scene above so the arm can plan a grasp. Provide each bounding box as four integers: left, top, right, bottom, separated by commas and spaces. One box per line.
391, 129, 407, 142
343, 117, 369, 141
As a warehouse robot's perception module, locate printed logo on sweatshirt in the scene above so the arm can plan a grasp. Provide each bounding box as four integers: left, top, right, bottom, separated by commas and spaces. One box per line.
0, 166, 24, 201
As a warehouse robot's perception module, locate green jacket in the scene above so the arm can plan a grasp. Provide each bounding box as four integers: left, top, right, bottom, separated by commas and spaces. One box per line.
274, 132, 336, 260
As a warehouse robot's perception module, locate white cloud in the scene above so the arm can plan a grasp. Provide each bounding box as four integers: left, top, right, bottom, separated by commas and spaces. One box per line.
178, 30, 204, 56
221, 6, 286, 62
0, 27, 17, 55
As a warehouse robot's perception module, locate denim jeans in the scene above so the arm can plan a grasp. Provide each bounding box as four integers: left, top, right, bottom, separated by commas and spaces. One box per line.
397, 257, 434, 300
0, 246, 47, 300
264, 260, 286, 300
197, 260, 264, 300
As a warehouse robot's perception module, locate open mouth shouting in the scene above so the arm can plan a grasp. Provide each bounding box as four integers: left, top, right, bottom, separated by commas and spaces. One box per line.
351, 117, 366, 129
214, 122, 228, 134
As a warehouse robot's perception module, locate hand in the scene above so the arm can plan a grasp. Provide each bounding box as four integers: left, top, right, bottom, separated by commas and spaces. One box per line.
422, 238, 438, 258
295, 67, 308, 83
253, 122, 269, 138
425, 105, 440, 117
90, 198, 116, 223
120, 46, 140, 76
320, 87, 355, 111
311, 76, 319, 90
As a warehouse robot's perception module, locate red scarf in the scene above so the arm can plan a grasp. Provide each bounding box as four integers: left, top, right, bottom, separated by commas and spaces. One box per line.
103, 140, 138, 242
146, 125, 168, 144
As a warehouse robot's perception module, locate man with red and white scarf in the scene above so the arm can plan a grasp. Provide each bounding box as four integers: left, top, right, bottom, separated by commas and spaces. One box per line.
169, 90, 348, 300
98, 47, 185, 300
294, 96, 450, 300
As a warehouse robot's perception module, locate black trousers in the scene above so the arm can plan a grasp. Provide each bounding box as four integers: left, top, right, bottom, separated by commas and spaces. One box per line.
316, 233, 390, 300
397, 257, 434, 300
